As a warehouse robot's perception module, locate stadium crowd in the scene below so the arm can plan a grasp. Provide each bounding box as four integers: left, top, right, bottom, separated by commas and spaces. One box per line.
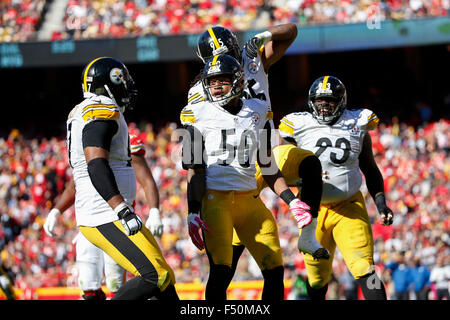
1, 0, 449, 42
0, 115, 448, 299
0, 0, 47, 42
57, 0, 450, 40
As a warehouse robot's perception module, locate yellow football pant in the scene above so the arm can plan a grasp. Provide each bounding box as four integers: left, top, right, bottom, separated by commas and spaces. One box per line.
79, 220, 175, 291
202, 189, 283, 271
301, 191, 375, 288
232, 144, 315, 246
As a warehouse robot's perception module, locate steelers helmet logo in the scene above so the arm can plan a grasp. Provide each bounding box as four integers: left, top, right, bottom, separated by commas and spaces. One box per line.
251, 112, 260, 124
110, 68, 124, 85
248, 61, 258, 74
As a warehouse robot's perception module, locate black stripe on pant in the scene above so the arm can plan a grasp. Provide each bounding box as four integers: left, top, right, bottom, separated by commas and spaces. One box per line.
97, 222, 158, 284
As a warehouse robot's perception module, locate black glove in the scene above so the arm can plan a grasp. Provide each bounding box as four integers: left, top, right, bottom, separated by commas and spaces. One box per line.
375, 193, 394, 226
244, 37, 263, 60
116, 203, 143, 236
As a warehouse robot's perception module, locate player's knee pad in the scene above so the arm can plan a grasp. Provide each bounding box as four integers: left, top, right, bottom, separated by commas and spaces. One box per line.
261, 266, 285, 301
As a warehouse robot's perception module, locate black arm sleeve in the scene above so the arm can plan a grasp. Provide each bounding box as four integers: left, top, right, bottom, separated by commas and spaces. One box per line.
87, 158, 121, 202
181, 125, 206, 170
82, 120, 118, 151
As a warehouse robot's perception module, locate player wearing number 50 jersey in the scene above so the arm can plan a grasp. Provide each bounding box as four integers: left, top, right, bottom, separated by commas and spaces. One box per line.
188, 24, 328, 286
180, 54, 316, 301
278, 75, 394, 300
67, 57, 177, 300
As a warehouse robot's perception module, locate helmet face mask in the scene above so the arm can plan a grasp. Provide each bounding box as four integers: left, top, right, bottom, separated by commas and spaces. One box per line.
197, 27, 242, 64
81, 57, 138, 112
308, 76, 347, 125
202, 55, 245, 107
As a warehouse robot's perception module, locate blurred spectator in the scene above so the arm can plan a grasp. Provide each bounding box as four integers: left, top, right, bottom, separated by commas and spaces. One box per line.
386, 251, 413, 300
0, 0, 47, 42
338, 269, 359, 300
429, 255, 450, 300
410, 257, 431, 300
0, 115, 448, 299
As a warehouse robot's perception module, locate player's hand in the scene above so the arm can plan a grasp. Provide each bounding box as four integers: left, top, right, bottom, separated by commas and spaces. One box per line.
379, 207, 394, 226
115, 202, 142, 236
244, 31, 272, 59
289, 199, 312, 229
374, 193, 394, 226
146, 208, 164, 237
43, 208, 61, 237
187, 213, 210, 250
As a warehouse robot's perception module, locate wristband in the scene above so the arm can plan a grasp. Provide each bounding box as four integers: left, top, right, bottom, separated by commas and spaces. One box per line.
374, 193, 387, 212
49, 208, 61, 216
257, 31, 273, 43
280, 189, 297, 205
188, 200, 201, 213
114, 202, 132, 217
149, 207, 160, 216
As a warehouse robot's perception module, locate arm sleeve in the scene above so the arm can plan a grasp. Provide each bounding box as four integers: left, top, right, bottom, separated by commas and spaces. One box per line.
82, 120, 118, 151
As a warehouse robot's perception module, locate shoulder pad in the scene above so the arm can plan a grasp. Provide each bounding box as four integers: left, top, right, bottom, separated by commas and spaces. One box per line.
180, 105, 197, 125
355, 108, 379, 131
187, 81, 205, 105
278, 113, 296, 136
81, 103, 120, 122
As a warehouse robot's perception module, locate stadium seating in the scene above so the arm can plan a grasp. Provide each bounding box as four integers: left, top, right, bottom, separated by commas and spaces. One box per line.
0, 118, 448, 299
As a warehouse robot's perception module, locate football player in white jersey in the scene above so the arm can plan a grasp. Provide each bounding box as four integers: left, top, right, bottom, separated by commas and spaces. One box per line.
65, 57, 177, 300
278, 75, 394, 300
188, 24, 328, 286
188, 24, 297, 106
43, 134, 163, 299
180, 54, 316, 301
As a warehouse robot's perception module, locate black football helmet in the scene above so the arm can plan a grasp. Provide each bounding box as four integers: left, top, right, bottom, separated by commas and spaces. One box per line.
81, 57, 138, 112
202, 54, 245, 107
196, 26, 242, 64
308, 75, 347, 124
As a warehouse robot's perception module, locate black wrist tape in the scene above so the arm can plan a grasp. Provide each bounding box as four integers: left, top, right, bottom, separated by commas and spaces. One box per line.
374, 193, 387, 211
280, 189, 297, 205
87, 157, 120, 202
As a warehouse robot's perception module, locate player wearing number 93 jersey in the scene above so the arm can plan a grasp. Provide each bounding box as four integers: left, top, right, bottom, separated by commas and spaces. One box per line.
278, 75, 394, 300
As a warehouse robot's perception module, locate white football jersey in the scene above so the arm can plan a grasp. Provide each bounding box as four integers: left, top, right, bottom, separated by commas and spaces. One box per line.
67, 92, 136, 227
187, 48, 270, 106
180, 98, 273, 191
279, 108, 379, 204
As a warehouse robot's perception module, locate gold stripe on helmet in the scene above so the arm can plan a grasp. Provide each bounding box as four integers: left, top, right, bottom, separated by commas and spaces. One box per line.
83, 57, 106, 92
211, 55, 220, 66
322, 76, 330, 90
207, 28, 221, 49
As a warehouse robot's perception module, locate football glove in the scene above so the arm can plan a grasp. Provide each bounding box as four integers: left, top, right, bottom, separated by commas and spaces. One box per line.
244, 31, 272, 59
115, 202, 142, 236
187, 213, 210, 250
289, 199, 313, 229
43, 208, 61, 237
145, 208, 164, 237
375, 194, 394, 226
